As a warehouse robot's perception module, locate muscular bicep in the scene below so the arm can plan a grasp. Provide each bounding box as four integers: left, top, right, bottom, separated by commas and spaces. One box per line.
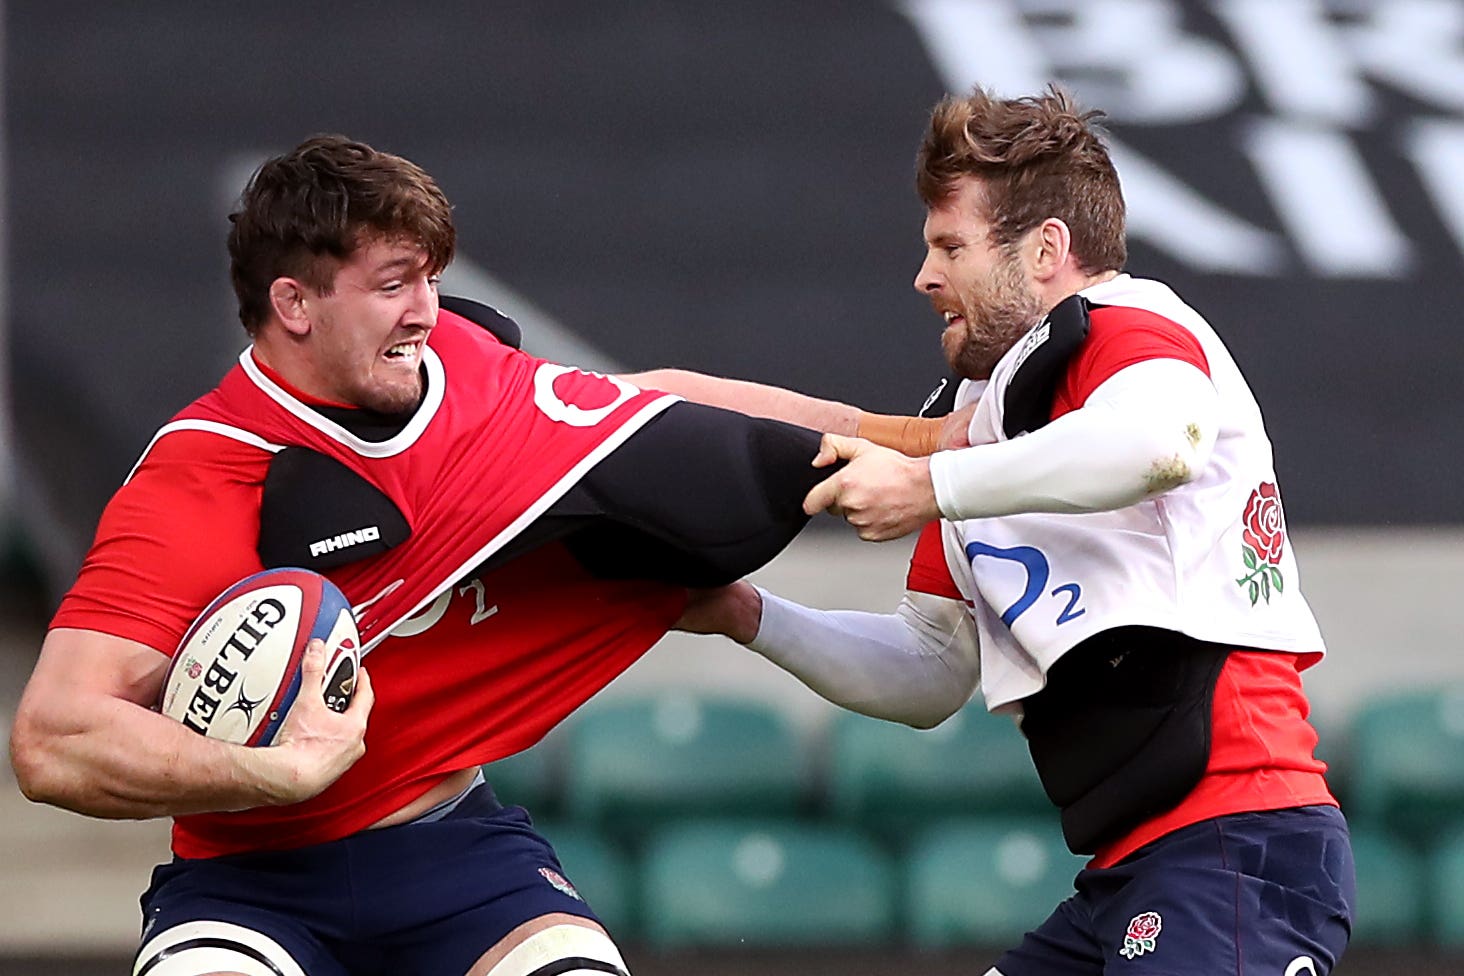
20, 629, 169, 725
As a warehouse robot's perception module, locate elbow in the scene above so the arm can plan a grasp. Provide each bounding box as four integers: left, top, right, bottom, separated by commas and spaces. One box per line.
9, 714, 61, 805
1139, 419, 1215, 497
900, 692, 970, 731
1143, 452, 1198, 494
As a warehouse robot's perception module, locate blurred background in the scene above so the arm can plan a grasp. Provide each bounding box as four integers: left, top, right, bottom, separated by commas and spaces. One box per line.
3, 0, 1464, 972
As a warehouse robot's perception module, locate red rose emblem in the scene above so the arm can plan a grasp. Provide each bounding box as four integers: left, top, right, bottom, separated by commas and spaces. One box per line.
1127, 912, 1162, 941
1242, 482, 1285, 566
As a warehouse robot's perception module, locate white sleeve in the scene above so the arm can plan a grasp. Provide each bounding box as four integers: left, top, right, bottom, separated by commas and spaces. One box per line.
929, 358, 1219, 519
745, 585, 980, 729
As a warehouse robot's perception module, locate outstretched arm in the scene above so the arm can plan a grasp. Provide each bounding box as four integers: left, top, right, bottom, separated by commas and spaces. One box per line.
620, 368, 961, 456
678, 580, 979, 729
805, 358, 1220, 540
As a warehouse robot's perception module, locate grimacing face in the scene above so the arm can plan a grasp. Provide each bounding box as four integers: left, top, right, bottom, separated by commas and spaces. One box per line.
913, 177, 1045, 380
299, 238, 441, 415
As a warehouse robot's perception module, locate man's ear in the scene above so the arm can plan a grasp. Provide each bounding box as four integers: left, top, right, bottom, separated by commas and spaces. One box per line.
1030, 218, 1072, 282
268, 277, 312, 337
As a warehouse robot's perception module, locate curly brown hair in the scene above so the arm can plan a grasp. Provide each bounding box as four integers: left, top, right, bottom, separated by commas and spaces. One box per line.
228, 135, 456, 334
916, 85, 1125, 274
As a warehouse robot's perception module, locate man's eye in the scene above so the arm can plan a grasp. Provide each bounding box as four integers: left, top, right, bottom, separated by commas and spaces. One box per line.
381, 281, 404, 294
427, 275, 442, 289
944, 245, 961, 257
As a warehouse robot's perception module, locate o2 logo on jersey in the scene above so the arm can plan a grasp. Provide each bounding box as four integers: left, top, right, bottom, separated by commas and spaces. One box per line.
533, 364, 639, 427
965, 541, 1085, 629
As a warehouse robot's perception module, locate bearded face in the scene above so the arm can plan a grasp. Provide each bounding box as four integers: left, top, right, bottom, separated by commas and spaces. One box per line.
915, 177, 1048, 380
934, 243, 1046, 380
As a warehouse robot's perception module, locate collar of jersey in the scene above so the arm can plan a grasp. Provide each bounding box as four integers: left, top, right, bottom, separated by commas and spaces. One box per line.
239, 345, 446, 458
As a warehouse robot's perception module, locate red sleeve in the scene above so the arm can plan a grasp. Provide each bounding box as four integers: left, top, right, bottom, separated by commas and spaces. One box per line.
51, 431, 272, 655
905, 520, 962, 599
1051, 306, 1210, 420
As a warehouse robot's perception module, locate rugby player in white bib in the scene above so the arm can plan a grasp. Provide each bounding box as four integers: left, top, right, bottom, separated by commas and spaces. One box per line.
678, 86, 1355, 976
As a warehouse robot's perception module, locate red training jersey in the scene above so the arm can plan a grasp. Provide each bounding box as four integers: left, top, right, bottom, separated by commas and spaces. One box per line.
54, 312, 688, 857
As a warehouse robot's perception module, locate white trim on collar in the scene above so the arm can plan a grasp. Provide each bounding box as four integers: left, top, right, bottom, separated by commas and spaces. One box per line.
239, 346, 446, 458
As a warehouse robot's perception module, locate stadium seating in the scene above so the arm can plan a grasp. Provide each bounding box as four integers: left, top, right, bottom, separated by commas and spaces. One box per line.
903, 816, 1083, 948
532, 822, 637, 939
562, 695, 805, 839
1348, 686, 1464, 842
639, 819, 896, 948
1347, 826, 1426, 946
826, 704, 1050, 843
1429, 825, 1464, 947
482, 740, 559, 816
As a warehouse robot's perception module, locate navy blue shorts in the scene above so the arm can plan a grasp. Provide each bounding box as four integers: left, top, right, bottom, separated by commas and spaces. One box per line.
995, 805, 1355, 976
135, 784, 601, 976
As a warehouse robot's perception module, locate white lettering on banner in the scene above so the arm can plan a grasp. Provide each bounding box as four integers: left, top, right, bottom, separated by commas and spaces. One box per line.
895, 0, 1464, 278
1107, 143, 1288, 275
1220, 0, 1464, 126
899, 0, 1245, 123
1243, 119, 1413, 276
1408, 119, 1464, 259
1217, 0, 1375, 126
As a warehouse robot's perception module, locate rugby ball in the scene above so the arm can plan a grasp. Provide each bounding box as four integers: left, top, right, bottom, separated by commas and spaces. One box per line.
158, 568, 360, 746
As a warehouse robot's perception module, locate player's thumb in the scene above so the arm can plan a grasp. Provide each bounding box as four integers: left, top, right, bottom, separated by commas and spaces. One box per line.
803, 471, 842, 517
349, 665, 375, 718
300, 638, 327, 684
812, 433, 856, 469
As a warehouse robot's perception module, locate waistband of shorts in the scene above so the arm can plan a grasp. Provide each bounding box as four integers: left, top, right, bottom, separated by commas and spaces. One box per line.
407, 769, 503, 824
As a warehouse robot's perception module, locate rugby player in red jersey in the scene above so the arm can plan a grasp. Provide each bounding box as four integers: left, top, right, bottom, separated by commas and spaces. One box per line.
8, 135, 939, 976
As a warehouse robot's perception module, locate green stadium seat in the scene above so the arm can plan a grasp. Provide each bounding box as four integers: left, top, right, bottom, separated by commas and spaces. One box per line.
904, 817, 1083, 948
639, 819, 896, 948
826, 704, 1050, 842
533, 822, 637, 939
1429, 824, 1464, 946
1347, 826, 1425, 946
1348, 687, 1464, 841
562, 695, 805, 838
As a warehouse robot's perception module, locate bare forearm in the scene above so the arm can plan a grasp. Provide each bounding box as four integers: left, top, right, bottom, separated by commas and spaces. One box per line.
12, 694, 285, 819
623, 369, 861, 435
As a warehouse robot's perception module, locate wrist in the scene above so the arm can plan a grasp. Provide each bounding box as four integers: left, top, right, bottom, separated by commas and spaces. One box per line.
855, 412, 942, 456
729, 583, 764, 644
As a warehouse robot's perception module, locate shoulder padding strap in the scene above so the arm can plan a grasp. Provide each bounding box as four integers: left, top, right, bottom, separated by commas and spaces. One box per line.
1002, 294, 1092, 439
258, 448, 411, 570
439, 295, 522, 349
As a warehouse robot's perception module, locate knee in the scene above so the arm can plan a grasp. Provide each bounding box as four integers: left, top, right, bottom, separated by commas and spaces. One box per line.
133, 919, 305, 976
470, 921, 629, 976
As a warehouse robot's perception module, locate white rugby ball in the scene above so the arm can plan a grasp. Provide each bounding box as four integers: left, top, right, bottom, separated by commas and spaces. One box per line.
159, 567, 360, 746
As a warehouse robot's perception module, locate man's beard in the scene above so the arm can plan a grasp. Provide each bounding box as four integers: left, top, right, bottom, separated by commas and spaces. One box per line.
941, 259, 1045, 380
348, 371, 424, 416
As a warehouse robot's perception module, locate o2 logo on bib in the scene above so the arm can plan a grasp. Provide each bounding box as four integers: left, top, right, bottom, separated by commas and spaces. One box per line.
965, 541, 1085, 628
533, 364, 638, 427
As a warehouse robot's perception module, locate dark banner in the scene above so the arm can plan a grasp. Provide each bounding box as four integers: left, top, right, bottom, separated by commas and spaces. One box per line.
10, 1, 1464, 597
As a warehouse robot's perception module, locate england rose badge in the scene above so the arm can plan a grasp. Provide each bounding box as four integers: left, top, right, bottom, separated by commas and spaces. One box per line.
1236, 482, 1286, 606
1119, 911, 1163, 959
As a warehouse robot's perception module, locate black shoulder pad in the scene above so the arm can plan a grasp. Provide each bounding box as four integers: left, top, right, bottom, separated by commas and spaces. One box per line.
258, 448, 411, 570
439, 295, 523, 349
1002, 294, 1092, 439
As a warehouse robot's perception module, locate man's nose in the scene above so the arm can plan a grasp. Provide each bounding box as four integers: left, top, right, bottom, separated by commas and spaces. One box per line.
411, 276, 439, 323
914, 254, 942, 293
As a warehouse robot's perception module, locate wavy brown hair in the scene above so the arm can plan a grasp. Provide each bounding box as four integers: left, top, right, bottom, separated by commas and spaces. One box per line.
916, 85, 1125, 274
228, 135, 456, 334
